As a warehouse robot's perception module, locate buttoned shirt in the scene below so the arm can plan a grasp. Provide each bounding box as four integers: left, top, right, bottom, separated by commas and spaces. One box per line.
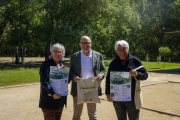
81, 50, 93, 78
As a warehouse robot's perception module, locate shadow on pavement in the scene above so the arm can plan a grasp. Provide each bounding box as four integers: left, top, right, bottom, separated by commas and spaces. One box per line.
149, 68, 180, 75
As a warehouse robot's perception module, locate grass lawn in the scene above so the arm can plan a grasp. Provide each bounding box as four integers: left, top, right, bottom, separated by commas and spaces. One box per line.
0, 67, 40, 86
0, 58, 180, 87
104, 59, 180, 73
142, 61, 180, 71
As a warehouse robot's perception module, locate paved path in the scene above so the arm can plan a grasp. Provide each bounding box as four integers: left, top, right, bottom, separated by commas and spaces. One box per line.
0, 72, 180, 120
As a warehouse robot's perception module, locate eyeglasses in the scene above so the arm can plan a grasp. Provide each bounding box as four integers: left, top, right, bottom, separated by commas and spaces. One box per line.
80, 42, 91, 45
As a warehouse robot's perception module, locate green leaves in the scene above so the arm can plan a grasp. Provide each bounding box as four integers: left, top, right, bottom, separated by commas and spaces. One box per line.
0, 0, 180, 62
159, 46, 171, 57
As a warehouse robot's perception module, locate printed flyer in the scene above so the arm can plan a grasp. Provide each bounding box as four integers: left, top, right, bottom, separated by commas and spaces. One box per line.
49, 66, 69, 96
110, 71, 131, 101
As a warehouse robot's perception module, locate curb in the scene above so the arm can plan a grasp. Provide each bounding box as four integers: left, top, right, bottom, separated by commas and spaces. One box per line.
142, 107, 180, 117
168, 81, 180, 83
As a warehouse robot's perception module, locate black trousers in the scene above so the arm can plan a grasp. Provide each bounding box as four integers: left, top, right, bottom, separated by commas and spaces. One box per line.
113, 101, 139, 120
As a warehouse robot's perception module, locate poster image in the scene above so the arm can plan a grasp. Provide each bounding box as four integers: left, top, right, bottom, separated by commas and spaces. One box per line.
49, 66, 69, 96
110, 71, 131, 101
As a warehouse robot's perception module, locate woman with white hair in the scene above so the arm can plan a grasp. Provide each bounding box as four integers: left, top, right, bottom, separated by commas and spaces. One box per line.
105, 40, 148, 120
39, 43, 67, 120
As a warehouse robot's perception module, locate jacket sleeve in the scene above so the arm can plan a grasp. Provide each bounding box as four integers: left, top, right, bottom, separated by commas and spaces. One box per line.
98, 54, 106, 79
135, 60, 148, 80
40, 62, 55, 95
105, 62, 111, 95
68, 55, 77, 83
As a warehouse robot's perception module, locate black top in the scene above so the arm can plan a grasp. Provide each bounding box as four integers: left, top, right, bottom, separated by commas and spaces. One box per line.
105, 53, 148, 101
39, 59, 67, 109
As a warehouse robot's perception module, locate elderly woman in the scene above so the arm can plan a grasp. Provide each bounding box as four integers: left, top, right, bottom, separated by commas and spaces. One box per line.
105, 40, 148, 120
39, 43, 67, 120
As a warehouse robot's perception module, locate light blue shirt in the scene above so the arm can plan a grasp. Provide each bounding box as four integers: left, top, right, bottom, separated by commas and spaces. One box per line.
81, 50, 93, 78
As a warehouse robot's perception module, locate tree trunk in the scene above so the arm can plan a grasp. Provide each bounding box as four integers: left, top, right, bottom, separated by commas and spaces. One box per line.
18, 46, 21, 63
55, 20, 59, 43
15, 46, 19, 64
45, 42, 51, 61
21, 46, 26, 63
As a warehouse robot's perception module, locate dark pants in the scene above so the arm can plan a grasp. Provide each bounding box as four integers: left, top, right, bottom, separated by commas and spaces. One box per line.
113, 101, 139, 120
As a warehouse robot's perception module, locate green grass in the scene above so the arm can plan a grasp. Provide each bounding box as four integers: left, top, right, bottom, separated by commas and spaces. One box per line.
0, 67, 40, 87
104, 59, 180, 73
0, 59, 180, 87
142, 61, 180, 71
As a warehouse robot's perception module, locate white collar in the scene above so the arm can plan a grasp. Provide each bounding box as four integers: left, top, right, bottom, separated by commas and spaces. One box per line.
81, 50, 92, 57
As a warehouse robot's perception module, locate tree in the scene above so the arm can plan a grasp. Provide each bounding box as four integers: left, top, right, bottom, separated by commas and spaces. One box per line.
159, 46, 171, 68
0, 0, 180, 62
0, 0, 34, 63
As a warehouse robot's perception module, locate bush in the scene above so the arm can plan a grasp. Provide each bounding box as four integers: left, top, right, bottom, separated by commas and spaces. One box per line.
159, 46, 171, 68
156, 55, 161, 64
145, 54, 150, 62
169, 58, 171, 62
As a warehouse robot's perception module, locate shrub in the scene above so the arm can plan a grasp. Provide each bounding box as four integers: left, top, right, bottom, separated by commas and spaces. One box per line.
169, 58, 171, 62
156, 55, 161, 64
145, 54, 150, 62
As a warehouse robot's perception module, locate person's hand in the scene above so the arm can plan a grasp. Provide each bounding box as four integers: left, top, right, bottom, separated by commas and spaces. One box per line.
130, 70, 137, 77
96, 75, 102, 81
61, 65, 67, 69
106, 94, 113, 102
74, 76, 80, 82
53, 93, 61, 99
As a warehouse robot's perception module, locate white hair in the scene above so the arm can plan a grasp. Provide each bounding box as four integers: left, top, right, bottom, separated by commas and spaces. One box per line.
115, 40, 129, 52
50, 43, 65, 61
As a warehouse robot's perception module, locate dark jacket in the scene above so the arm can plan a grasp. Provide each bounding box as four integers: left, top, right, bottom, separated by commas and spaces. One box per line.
105, 53, 148, 101
39, 59, 67, 109
69, 50, 106, 97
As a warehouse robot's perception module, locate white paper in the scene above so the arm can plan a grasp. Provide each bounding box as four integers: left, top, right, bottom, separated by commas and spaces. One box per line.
49, 66, 69, 96
110, 72, 131, 101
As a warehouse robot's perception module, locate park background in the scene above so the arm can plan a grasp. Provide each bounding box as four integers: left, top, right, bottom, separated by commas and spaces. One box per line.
0, 0, 180, 63
0, 1, 180, 120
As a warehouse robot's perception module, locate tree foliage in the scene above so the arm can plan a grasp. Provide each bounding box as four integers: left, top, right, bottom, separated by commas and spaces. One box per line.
159, 46, 171, 60
0, 0, 180, 62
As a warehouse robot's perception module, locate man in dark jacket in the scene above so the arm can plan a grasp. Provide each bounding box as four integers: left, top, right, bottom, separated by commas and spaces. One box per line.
106, 40, 148, 120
